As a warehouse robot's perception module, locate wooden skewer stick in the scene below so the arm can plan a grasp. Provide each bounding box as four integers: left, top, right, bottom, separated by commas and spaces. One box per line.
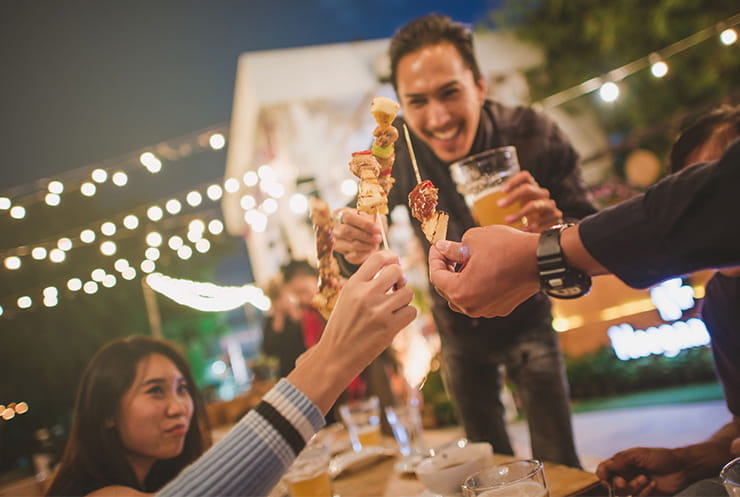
403, 124, 423, 184
376, 211, 390, 250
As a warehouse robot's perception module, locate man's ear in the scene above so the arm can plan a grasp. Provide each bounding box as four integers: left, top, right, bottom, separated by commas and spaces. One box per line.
476, 75, 488, 102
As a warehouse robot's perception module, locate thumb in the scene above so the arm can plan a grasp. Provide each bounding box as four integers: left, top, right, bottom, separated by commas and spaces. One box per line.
434, 240, 470, 264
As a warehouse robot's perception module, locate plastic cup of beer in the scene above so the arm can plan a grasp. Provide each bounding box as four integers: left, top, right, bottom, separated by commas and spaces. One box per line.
449, 146, 524, 228
283, 444, 333, 497
721, 456, 740, 497
462, 459, 549, 497
339, 395, 381, 452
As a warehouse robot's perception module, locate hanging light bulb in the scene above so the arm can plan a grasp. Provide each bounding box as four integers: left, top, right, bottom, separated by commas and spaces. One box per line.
209, 133, 226, 150
100, 241, 117, 256
140, 152, 162, 173
80, 182, 97, 197
648, 53, 668, 78
168, 235, 184, 251
0, 197, 11, 210
207, 184, 223, 201
147, 206, 164, 221
4, 256, 21, 270
17, 296, 32, 309
101, 222, 116, 236
224, 178, 240, 193
720, 27, 738, 46
145, 247, 161, 261
599, 81, 620, 102
165, 199, 182, 215
112, 171, 128, 186
57, 237, 73, 251
31, 247, 47, 260
44, 193, 61, 206
48, 181, 64, 194
123, 215, 139, 230
9, 206, 26, 219
146, 232, 163, 247
91, 168, 108, 183
208, 219, 224, 235
49, 249, 66, 263
80, 229, 96, 243
67, 278, 83, 291
186, 191, 202, 207
83, 281, 99, 294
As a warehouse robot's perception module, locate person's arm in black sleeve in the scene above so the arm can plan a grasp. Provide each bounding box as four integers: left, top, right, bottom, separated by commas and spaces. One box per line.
580, 138, 740, 287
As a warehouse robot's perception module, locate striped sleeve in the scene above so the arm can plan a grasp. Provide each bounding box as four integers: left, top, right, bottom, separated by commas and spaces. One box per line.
158, 378, 325, 497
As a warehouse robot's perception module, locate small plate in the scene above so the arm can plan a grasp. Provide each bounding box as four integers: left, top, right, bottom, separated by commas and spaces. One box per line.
393, 452, 429, 474
328, 446, 395, 478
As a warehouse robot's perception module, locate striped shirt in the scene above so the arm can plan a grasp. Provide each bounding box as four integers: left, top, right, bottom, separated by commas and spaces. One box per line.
158, 379, 325, 497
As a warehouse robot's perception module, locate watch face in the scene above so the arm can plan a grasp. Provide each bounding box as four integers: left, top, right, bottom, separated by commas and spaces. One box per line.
547, 286, 587, 298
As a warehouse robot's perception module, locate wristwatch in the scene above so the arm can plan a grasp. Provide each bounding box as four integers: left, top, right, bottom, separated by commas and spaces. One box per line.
537, 224, 591, 299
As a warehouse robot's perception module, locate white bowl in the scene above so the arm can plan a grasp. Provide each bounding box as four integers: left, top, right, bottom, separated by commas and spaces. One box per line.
415, 442, 494, 496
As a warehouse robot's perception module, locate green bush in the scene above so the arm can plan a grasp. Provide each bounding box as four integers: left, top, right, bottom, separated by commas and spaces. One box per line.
566, 346, 717, 399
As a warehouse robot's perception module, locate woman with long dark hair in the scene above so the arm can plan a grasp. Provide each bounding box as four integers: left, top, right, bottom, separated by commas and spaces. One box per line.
46, 250, 416, 496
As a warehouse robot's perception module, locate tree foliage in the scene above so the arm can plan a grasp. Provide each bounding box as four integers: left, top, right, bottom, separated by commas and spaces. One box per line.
491, 0, 740, 166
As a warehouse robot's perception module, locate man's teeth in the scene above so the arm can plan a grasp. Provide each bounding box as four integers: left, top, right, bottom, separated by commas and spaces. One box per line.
431, 129, 459, 140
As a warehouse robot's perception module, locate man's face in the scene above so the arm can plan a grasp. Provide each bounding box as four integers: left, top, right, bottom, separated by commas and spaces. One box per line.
396, 41, 487, 163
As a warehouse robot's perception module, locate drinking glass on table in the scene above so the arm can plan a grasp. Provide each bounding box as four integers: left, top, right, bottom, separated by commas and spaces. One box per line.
339, 395, 381, 452
721, 457, 740, 497
283, 443, 333, 497
449, 146, 524, 228
385, 396, 427, 457
462, 459, 549, 497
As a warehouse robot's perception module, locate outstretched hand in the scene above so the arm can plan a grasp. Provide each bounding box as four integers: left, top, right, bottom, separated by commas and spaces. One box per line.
291, 250, 416, 413
428, 225, 540, 318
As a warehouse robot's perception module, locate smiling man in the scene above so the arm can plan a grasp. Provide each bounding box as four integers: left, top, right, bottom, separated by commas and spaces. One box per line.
333, 14, 595, 467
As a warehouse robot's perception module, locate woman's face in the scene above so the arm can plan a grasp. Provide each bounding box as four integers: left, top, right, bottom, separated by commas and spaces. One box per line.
115, 353, 194, 478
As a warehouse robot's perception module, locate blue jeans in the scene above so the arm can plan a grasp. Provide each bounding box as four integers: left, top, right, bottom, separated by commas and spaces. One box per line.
440, 322, 581, 467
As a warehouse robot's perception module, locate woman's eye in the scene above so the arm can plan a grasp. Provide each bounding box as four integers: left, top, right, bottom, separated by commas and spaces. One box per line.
146, 386, 164, 395
177, 384, 191, 394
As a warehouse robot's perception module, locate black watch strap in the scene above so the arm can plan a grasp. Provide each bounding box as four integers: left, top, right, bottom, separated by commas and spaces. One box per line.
537, 224, 591, 299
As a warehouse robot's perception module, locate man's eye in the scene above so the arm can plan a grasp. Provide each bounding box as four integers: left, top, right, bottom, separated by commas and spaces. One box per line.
408, 98, 425, 107
442, 88, 459, 98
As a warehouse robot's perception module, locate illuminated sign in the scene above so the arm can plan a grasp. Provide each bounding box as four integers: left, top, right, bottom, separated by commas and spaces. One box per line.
609, 278, 708, 360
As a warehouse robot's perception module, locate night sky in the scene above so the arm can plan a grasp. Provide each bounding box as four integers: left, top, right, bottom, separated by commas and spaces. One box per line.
1, 0, 499, 190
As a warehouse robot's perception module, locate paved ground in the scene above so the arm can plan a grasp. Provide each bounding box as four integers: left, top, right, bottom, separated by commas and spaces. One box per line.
424, 399, 732, 472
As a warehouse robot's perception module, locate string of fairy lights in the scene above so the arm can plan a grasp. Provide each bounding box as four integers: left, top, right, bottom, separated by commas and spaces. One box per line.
0, 142, 326, 319
534, 13, 739, 109
1, 14, 737, 322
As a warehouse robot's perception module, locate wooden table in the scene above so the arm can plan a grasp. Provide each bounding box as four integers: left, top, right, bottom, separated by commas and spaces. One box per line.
333, 453, 605, 497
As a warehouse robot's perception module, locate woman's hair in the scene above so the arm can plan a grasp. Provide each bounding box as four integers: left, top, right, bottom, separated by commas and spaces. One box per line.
669, 104, 740, 173
46, 336, 211, 496
388, 13, 482, 92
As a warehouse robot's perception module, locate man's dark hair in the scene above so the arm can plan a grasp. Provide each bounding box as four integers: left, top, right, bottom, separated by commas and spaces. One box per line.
281, 259, 317, 282
669, 104, 740, 173
389, 13, 482, 92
